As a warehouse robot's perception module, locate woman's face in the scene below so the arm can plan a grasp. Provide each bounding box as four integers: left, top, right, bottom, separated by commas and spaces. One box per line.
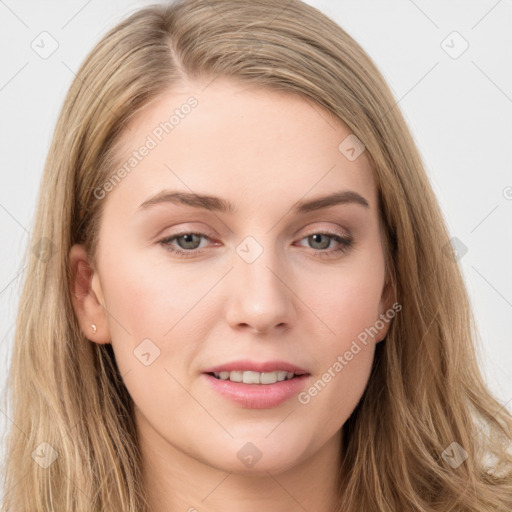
71, 78, 394, 475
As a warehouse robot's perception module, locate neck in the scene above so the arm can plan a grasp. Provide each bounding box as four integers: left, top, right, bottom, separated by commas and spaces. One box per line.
137, 410, 342, 512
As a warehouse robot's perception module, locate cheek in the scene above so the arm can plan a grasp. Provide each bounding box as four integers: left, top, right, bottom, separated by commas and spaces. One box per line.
307, 257, 385, 347
100, 253, 221, 377
103, 252, 208, 335
297, 250, 384, 419
303, 344, 375, 437
298, 282, 379, 434
98, 257, 171, 369
99, 257, 200, 420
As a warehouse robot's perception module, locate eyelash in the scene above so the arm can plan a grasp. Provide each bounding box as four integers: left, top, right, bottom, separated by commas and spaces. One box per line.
158, 231, 353, 259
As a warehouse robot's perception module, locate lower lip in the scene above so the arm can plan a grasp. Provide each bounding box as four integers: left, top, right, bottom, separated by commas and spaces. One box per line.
202, 373, 311, 409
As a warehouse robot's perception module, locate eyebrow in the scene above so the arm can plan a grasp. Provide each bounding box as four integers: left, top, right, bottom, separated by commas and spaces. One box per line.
138, 189, 370, 214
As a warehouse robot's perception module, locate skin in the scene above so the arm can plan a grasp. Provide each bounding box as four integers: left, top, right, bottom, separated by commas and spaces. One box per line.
70, 77, 395, 512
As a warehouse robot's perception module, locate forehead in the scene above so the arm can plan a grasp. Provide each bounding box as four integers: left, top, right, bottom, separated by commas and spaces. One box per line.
106, 78, 378, 217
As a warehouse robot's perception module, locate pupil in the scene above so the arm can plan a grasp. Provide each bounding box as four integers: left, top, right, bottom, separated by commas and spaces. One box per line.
310, 234, 329, 249
179, 233, 199, 249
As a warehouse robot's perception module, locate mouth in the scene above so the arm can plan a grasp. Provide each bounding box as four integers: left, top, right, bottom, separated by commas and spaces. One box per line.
201, 363, 311, 409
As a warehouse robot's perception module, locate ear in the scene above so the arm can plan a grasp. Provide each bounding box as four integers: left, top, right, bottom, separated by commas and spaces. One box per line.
69, 244, 111, 344
375, 275, 397, 343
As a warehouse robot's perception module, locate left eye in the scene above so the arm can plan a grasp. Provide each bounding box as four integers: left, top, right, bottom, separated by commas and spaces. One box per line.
158, 231, 352, 258
159, 232, 210, 256
298, 233, 342, 250
295, 232, 353, 257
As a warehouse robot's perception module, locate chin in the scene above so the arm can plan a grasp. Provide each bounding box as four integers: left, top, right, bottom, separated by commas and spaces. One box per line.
199, 433, 312, 475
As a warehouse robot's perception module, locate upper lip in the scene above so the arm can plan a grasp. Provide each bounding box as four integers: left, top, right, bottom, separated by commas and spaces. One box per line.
203, 360, 309, 375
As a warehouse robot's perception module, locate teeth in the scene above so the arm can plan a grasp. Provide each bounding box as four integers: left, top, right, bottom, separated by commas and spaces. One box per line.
212, 370, 298, 384
229, 371, 243, 383
260, 372, 277, 384
243, 371, 260, 384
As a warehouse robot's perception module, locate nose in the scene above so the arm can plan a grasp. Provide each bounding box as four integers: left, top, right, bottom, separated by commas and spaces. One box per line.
224, 244, 296, 335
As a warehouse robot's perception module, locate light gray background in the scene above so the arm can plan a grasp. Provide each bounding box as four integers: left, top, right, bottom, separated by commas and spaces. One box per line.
1, 0, 511, 465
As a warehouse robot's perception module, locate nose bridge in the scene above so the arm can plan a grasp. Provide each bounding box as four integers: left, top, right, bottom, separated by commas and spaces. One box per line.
225, 233, 295, 333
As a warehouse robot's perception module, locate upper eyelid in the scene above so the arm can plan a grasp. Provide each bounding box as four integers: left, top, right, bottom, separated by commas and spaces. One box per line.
161, 226, 349, 237
160, 220, 351, 237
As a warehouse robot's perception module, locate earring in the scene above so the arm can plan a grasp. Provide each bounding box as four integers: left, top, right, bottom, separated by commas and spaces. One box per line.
91, 324, 97, 334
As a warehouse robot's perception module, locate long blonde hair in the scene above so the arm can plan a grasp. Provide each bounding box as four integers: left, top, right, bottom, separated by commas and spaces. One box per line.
2, 1, 512, 510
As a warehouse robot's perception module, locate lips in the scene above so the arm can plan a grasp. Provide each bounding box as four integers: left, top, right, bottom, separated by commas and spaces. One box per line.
201, 359, 311, 408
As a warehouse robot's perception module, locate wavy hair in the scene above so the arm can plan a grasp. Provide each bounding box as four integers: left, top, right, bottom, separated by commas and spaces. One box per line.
2, 0, 512, 510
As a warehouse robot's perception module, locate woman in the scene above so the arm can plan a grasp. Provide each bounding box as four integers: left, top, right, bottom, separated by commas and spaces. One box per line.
2, 0, 512, 510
